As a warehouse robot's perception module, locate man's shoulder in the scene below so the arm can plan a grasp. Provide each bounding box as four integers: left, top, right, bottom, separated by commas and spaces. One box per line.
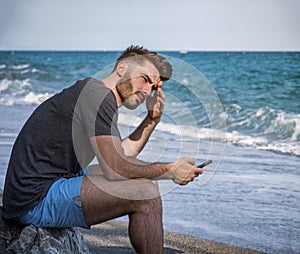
74, 77, 109, 94
73, 77, 116, 110
72, 77, 101, 90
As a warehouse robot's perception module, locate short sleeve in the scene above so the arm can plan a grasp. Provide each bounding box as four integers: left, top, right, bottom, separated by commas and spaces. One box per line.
74, 79, 121, 138
94, 93, 120, 137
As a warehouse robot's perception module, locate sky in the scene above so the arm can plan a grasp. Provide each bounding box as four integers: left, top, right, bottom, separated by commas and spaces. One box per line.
0, 0, 299, 51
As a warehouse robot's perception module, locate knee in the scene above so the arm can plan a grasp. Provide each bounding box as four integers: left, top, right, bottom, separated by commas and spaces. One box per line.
141, 180, 161, 199
131, 181, 162, 215
133, 196, 162, 218
124, 179, 161, 200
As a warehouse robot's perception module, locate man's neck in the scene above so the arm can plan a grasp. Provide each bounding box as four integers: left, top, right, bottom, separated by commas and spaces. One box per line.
101, 74, 123, 108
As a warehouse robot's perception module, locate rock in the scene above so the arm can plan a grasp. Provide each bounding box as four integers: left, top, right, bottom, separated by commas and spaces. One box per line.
1, 206, 90, 254
6, 225, 37, 253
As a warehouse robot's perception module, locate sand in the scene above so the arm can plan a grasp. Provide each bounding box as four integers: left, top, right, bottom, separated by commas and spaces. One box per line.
80, 220, 263, 253
0, 189, 263, 253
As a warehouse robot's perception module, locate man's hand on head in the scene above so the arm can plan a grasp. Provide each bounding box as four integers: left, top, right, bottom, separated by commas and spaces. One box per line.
146, 81, 165, 121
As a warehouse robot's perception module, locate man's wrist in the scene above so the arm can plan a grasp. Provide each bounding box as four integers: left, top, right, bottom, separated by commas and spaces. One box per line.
153, 162, 174, 180
164, 163, 175, 180
147, 112, 161, 124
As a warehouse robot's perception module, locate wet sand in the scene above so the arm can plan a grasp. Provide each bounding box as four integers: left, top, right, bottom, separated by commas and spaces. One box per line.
81, 220, 263, 254
0, 189, 263, 253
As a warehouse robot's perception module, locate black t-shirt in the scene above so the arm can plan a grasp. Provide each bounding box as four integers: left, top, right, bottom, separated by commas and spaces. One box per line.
2, 78, 120, 218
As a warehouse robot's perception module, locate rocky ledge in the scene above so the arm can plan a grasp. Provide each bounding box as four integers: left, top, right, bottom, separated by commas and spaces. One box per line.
0, 189, 263, 254
0, 208, 90, 253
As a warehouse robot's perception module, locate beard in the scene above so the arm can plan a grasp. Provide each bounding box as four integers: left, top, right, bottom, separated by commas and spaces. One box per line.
116, 77, 144, 110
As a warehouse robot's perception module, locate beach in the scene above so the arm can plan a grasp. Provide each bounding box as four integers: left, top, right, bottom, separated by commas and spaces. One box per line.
0, 189, 262, 253
0, 51, 299, 253
80, 220, 262, 254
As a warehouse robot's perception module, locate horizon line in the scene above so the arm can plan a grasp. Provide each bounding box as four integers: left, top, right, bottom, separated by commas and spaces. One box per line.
1, 48, 300, 53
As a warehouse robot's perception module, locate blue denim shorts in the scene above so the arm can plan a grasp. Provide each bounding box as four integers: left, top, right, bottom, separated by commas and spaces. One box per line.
18, 169, 90, 229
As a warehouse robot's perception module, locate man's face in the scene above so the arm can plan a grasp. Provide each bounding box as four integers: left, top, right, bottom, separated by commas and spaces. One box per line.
116, 61, 161, 110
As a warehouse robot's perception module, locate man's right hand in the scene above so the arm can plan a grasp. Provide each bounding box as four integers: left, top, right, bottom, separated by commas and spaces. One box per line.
169, 157, 203, 185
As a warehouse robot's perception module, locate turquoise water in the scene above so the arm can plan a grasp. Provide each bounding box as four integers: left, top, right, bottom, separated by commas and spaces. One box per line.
0, 51, 300, 253
1, 51, 299, 155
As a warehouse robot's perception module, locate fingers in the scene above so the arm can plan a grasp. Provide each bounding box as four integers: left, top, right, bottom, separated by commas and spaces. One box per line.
172, 157, 204, 185
155, 88, 165, 101
182, 158, 204, 185
182, 156, 196, 165
157, 81, 163, 89
157, 96, 165, 112
147, 88, 165, 119
156, 81, 165, 97
193, 166, 203, 175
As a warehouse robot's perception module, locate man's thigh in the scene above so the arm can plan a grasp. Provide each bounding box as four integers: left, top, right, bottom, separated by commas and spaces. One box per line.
80, 174, 161, 226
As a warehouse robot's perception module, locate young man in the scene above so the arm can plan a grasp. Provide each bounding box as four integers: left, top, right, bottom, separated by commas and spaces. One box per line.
2, 46, 203, 253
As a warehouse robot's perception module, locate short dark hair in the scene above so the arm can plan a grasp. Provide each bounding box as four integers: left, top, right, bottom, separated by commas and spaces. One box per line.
114, 45, 173, 81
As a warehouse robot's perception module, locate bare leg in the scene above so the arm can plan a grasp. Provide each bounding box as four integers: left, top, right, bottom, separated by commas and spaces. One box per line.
78, 171, 163, 254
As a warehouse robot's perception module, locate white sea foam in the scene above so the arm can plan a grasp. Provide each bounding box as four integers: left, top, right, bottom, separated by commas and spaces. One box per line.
0, 78, 30, 92
0, 133, 18, 138
118, 113, 202, 140
118, 112, 300, 156
257, 142, 300, 156
0, 91, 51, 106
1, 82, 298, 156
290, 117, 300, 141
22, 92, 51, 104
0, 79, 51, 105
0, 64, 6, 70
20, 68, 43, 74
0, 141, 14, 146
0, 80, 10, 92
11, 64, 30, 70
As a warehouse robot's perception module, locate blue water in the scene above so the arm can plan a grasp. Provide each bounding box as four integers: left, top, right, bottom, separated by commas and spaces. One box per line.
0, 51, 300, 253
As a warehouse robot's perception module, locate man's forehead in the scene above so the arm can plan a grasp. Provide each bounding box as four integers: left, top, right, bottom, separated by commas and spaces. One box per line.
131, 62, 160, 80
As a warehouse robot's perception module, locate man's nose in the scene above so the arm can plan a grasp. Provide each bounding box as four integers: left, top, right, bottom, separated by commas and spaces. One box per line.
143, 84, 154, 97
142, 90, 151, 97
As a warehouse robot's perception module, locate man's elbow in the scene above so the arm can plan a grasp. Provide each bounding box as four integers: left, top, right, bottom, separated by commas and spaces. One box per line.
104, 171, 123, 181
101, 164, 127, 181
121, 139, 139, 158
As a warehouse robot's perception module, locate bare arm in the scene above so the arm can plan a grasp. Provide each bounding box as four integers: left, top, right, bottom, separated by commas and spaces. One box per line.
90, 135, 203, 185
89, 83, 203, 184
90, 135, 171, 180
121, 114, 159, 157
121, 84, 165, 157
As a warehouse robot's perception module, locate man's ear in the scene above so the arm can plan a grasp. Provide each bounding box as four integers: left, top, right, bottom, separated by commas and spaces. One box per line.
116, 61, 128, 78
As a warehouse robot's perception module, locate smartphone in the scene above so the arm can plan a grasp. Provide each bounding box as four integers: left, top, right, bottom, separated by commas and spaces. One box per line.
197, 160, 212, 168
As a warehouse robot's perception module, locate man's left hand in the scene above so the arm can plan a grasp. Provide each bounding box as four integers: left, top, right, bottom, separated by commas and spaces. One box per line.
146, 81, 165, 121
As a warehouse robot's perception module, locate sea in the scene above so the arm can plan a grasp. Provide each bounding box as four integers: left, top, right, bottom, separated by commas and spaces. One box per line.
0, 51, 299, 253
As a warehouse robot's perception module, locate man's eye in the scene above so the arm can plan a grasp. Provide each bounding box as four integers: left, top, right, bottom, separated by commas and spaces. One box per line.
141, 75, 153, 84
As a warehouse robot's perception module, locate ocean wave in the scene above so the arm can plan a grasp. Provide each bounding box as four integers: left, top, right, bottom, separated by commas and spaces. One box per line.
226, 105, 300, 142
0, 64, 6, 70
11, 64, 30, 70
0, 132, 17, 146
0, 91, 51, 106
0, 79, 52, 105
0, 78, 31, 93
0, 132, 18, 138
20, 68, 43, 75
1, 80, 298, 156
118, 112, 300, 156
0, 141, 14, 146
226, 130, 300, 156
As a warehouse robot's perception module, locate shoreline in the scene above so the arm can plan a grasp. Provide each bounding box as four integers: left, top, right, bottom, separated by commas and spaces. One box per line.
0, 190, 262, 253
81, 220, 263, 254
